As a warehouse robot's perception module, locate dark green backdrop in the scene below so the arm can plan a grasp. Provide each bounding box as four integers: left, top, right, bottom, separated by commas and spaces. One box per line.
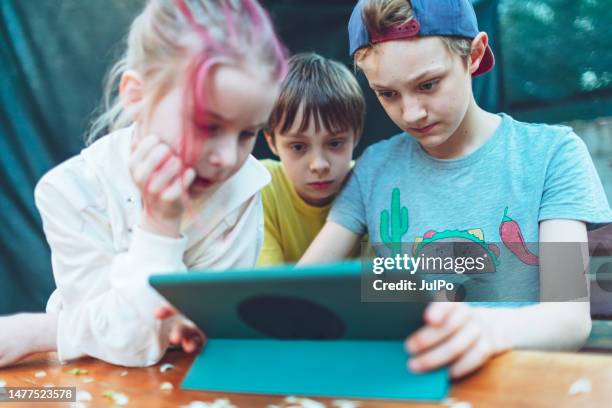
1, 0, 607, 313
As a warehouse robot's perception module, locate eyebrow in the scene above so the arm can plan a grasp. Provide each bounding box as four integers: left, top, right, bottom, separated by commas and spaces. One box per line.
370, 67, 448, 89
282, 132, 308, 139
282, 130, 348, 139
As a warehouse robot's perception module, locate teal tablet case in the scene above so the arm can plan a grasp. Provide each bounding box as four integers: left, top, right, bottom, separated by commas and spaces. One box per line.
150, 261, 449, 401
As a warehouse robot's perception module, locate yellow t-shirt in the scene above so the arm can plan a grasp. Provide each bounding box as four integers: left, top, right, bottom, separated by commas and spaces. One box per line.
257, 159, 336, 266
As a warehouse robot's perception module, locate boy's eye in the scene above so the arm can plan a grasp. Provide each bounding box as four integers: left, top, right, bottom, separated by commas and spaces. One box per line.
376, 90, 397, 100
419, 79, 440, 92
289, 143, 307, 152
328, 139, 345, 149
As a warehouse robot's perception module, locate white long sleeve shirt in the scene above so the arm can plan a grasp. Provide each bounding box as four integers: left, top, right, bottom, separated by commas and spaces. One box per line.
34, 126, 270, 367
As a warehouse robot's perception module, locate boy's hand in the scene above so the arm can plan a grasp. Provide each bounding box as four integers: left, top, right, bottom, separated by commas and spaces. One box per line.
155, 304, 206, 354
405, 303, 502, 378
129, 135, 196, 237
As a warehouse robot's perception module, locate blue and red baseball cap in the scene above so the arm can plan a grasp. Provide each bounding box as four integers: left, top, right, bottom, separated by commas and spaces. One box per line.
348, 0, 494, 76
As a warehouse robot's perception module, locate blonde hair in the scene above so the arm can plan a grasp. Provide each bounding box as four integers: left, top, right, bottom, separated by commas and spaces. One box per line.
87, 0, 287, 145
354, 0, 472, 66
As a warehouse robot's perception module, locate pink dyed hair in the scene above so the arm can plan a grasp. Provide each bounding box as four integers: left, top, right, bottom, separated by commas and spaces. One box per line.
87, 0, 288, 162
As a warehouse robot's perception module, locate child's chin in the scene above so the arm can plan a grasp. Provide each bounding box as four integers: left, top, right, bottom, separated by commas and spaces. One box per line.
305, 192, 336, 206
187, 185, 207, 199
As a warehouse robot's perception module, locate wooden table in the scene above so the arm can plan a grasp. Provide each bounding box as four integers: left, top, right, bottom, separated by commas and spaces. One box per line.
1, 350, 611, 407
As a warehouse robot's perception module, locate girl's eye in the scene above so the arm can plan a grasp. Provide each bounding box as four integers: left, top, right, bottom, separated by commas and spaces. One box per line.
289, 143, 306, 152
419, 79, 440, 92
376, 90, 397, 100
195, 123, 219, 135
329, 139, 345, 149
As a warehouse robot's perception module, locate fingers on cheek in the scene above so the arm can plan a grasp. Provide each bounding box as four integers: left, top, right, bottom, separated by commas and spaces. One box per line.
137, 145, 171, 185
148, 158, 180, 193
160, 180, 182, 202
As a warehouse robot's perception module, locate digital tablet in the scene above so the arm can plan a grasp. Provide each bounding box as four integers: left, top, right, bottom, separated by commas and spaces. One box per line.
148, 261, 447, 401
149, 260, 431, 340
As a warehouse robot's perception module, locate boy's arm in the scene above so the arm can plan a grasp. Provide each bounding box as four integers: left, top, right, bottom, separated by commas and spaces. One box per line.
299, 221, 361, 264
479, 218, 591, 350
408, 219, 591, 378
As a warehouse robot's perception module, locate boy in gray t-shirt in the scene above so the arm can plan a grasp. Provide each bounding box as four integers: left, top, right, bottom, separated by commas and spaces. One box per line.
330, 113, 611, 303
301, 0, 612, 379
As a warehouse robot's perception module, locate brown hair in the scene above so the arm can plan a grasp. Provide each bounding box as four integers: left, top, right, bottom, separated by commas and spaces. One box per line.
268, 52, 365, 144
355, 0, 472, 66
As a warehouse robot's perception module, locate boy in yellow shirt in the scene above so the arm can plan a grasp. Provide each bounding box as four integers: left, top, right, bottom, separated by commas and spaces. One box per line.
257, 52, 366, 265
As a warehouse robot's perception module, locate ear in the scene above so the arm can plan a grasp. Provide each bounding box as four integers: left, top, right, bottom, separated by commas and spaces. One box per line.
468, 32, 488, 76
263, 131, 279, 156
119, 69, 144, 120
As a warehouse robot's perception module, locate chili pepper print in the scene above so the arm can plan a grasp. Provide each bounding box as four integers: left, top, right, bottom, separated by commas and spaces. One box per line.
499, 207, 539, 265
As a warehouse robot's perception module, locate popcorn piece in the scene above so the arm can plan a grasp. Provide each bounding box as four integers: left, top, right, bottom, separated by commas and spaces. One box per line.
76, 390, 93, 401
180, 402, 211, 408
159, 363, 175, 373
160, 382, 174, 391
34, 370, 47, 378
283, 396, 326, 408
179, 399, 236, 408
568, 378, 592, 396
442, 398, 456, 406
120, 371, 129, 377
210, 398, 236, 408
114, 392, 129, 406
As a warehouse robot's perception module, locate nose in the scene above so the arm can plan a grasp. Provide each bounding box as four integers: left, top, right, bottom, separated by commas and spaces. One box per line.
207, 135, 238, 171
401, 95, 427, 125
309, 151, 330, 176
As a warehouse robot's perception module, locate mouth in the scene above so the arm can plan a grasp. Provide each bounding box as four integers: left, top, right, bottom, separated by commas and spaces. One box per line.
410, 123, 437, 135
307, 180, 335, 191
190, 176, 216, 190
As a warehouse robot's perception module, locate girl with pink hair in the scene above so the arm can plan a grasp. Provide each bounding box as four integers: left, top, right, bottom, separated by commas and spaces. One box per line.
1, 0, 287, 368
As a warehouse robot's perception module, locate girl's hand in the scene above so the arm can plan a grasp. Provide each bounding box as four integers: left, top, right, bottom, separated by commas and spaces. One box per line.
129, 134, 196, 237
405, 303, 504, 378
155, 305, 205, 354
169, 320, 206, 354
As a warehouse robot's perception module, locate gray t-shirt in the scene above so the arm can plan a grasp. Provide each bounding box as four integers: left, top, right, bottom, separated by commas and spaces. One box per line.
330, 113, 612, 302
